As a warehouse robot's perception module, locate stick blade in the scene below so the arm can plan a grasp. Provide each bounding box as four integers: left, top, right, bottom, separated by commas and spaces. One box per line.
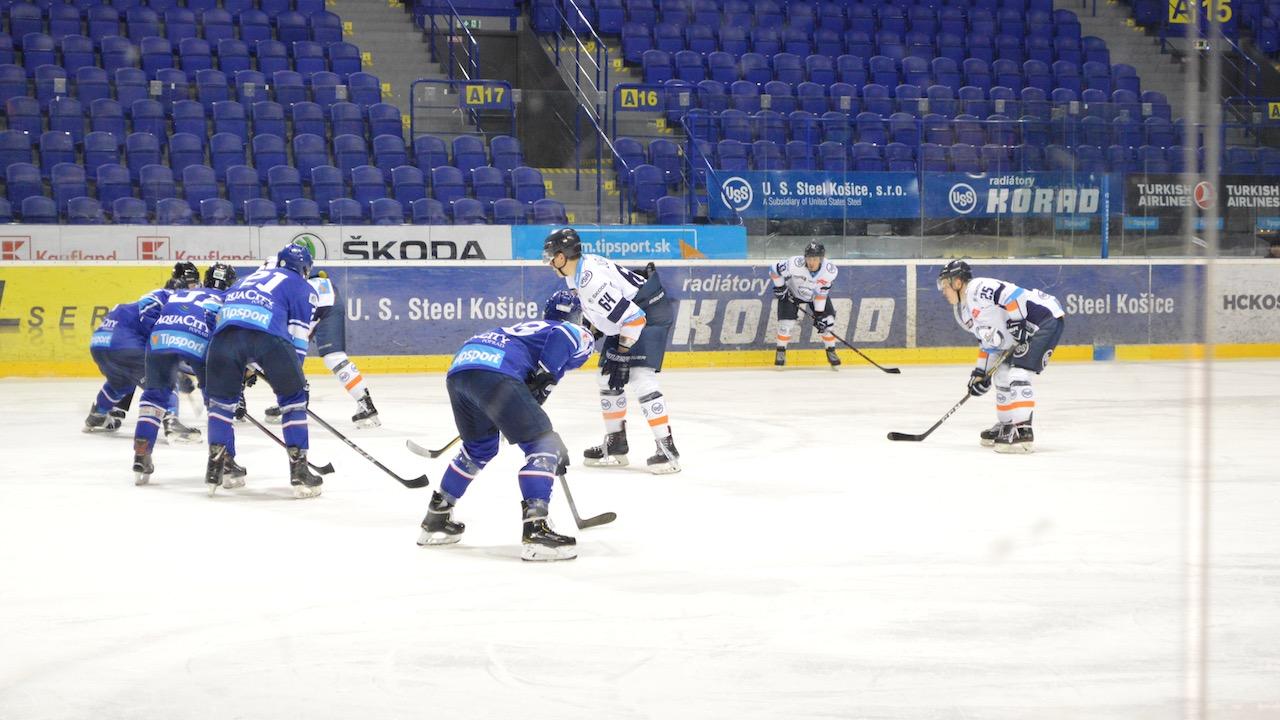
576, 512, 617, 529
885, 367, 902, 374
886, 431, 925, 442
398, 474, 431, 489
315, 462, 336, 475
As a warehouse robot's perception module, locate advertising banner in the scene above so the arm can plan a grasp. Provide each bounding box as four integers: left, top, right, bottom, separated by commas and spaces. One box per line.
264, 226, 513, 261
1124, 174, 1280, 218
510, 225, 748, 261
707, 171, 919, 219
922, 172, 1112, 219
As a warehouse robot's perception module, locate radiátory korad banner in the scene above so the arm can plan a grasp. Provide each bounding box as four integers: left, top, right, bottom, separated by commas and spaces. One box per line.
922, 172, 1112, 219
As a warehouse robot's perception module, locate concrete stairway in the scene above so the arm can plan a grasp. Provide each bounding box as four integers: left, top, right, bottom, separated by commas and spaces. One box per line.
327, 0, 448, 111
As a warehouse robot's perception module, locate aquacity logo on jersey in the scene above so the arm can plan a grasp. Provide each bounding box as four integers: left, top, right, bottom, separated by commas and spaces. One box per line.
150, 330, 209, 356
450, 343, 506, 369
156, 312, 211, 335
225, 288, 276, 309
218, 304, 272, 330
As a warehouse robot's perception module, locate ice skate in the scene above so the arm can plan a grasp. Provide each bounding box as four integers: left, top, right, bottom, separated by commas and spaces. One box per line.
205, 443, 228, 496
520, 499, 577, 562
352, 390, 380, 428
288, 446, 323, 498
583, 422, 629, 467
993, 421, 1034, 454
220, 452, 247, 490
825, 347, 842, 369
263, 405, 282, 424
163, 414, 202, 444
417, 491, 465, 546
979, 422, 1005, 447
645, 432, 681, 474
774, 346, 786, 368
83, 406, 109, 432
131, 439, 153, 486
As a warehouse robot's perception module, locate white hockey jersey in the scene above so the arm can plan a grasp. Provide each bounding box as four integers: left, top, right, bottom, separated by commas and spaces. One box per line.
565, 254, 649, 345
954, 276, 1064, 358
308, 274, 337, 324
770, 255, 838, 311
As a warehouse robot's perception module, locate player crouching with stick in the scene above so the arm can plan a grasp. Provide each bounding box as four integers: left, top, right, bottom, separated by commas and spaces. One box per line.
937, 260, 1066, 453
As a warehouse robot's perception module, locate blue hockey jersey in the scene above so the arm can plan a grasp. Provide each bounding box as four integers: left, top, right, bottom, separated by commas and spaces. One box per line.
149, 289, 225, 363
448, 321, 595, 382
214, 267, 318, 361
90, 301, 154, 352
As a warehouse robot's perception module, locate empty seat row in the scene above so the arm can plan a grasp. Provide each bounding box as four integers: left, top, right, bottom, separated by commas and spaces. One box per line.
2, 5, 342, 46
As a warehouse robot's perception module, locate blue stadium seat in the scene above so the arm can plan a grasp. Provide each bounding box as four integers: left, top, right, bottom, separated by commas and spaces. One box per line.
131, 99, 167, 138
654, 22, 682, 54
450, 197, 485, 224
195, 69, 230, 111
852, 142, 884, 171
168, 132, 205, 175
993, 59, 1021, 92
451, 135, 487, 175
696, 79, 727, 113
209, 132, 243, 180
6, 162, 43, 207
38, 130, 75, 178
61, 35, 96, 76
492, 197, 526, 225
178, 38, 213, 77
783, 140, 813, 170
728, 80, 760, 114
328, 41, 361, 80
642, 49, 673, 84
6, 96, 42, 137
140, 163, 177, 210
621, 23, 652, 64
93, 163, 132, 207
370, 197, 403, 225
21, 195, 57, 223
310, 164, 344, 211
225, 164, 260, 212
816, 141, 846, 171
471, 166, 505, 210
372, 134, 407, 180
328, 197, 364, 224
614, 137, 645, 186
347, 72, 380, 107
292, 40, 327, 76
310, 71, 343, 110
333, 133, 368, 177
68, 196, 106, 224
350, 164, 384, 209
127, 7, 160, 43
762, 80, 795, 114
211, 100, 247, 140
330, 101, 363, 138
34, 64, 67, 110
896, 84, 924, 116
0, 127, 34, 170
413, 134, 449, 172
165, 8, 197, 44
272, 70, 307, 107
267, 164, 304, 209
289, 100, 325, 138
817, 110, 848, 143
111, 196, 147, 224
244, 197, 278, 225
950, 143, 981, 172
166, 100, 203, 142
292, 133, 328, 180
156, 196, 193, 224
234, 69, 267, 103
48, 4, 82, 43
885, 142, 915, 171
100, 36, 137, 77
675, 50, 705, 83
256, 40, 289, 77
309, 11, 342, 43
86, 6, 120, 44
182, 164, 218, 211
286, 197, 321, 225
202, 9, 235, 45
149, 68, 187, 109
251, 100, 286, 139
411, 197, 447, 225
391, 165, 427, 207
718, 24, 748, 56
238, 9, 273, 44
511, 166, 546, 206
531, 198, 568, 224
431, 166, 466, 207
82, 132, 119, 177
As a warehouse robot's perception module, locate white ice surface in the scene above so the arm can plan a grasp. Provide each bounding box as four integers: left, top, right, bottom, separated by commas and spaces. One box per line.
1, 361, 1278, 720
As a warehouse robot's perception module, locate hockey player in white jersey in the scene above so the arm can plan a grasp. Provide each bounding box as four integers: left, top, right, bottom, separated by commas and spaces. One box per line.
543, 228, 680, 473
937, 260, 1066, 453
770, 241, 841, 368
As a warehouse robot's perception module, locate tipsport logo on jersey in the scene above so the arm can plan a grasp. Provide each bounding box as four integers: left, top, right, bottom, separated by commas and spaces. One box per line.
451, 343, 506, 370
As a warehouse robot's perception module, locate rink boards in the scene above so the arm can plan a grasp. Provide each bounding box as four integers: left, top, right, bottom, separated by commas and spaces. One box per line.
1, 259, 1278, 376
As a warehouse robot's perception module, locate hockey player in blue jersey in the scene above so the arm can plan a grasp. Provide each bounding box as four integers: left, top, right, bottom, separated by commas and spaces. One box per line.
131, 264, 237, 485
417, 293, 595, 561
84, 262, 201, 433
203, 244, 320, 498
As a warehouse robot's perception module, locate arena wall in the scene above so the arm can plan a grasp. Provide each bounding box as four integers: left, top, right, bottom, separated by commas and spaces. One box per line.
2, 258, 1278, 377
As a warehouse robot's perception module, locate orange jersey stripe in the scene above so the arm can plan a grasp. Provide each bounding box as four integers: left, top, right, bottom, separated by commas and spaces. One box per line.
603, 410, 626, 420
623, 317, 646, 328
647, 415, 669, 427
343, 375, 363, 391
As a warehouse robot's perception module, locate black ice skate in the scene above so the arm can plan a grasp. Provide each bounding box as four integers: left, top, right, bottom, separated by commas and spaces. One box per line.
132, 438, 154, 486
646, 432, 681, 474
83, 405, 109, 432
263, 405, 283, 424
417, 491, 465, 546
223, 454, 247, 480
521, 499, 577, 562
205, 443, 228, 496
352, 390, 380, 428
583, 421, 629, 467
979, 422, 1006, 447
288, 446, 323, 498
163, 414, 202, 444
774, 346, 787, 367
993, 421, 1034, 454
825, 347, 842, 368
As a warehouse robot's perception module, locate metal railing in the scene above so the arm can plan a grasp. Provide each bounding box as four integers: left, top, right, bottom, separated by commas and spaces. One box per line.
426, 0, 480, 82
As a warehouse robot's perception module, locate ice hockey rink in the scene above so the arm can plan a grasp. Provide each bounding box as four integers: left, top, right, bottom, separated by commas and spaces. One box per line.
1, 359, 1277, 720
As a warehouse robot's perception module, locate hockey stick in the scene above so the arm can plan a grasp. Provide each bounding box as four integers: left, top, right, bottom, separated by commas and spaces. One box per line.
242, 412, 335, 475
558, 472, 616, 529
406, 435, 461, 459
797, 306, 901, 374
886, 350, 1010, 442
307, 408, 430, 489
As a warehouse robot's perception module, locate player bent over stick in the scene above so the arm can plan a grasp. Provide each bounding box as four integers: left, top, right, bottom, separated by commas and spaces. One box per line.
204, 244, 322, 497
542, 227, 682, 474
937, 260, 1066, 453
771, 240, 842, 369
417, 298, 595, 562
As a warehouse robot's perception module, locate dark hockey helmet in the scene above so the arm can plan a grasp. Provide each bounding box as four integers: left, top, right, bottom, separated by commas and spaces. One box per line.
170, 261, 200, 289
936, 259, 973, 290
803, 240, 825, 259
542, 227, 582, 262
277, 243, 313, 277
543, 289, 582, 323
204, 263, 238, 291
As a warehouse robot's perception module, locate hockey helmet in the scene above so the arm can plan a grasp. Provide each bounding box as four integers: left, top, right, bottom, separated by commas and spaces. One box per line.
170, 261, 200, 289
277, 243, 313, 277
542, 227, 582, 262
204, 263, 238, 291
543, 289, 582, 323
936, 259, 973, 290
803, 240, 825, 259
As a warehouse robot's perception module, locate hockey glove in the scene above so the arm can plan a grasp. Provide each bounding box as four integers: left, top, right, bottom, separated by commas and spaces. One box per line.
526, 369, 557, 406
242, 370, 257, 388
967, 368, 992, 397
234, 395, 247, 420
603, 347, 632, 391
772, 285, 799, 305
815, 314, 835, 333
